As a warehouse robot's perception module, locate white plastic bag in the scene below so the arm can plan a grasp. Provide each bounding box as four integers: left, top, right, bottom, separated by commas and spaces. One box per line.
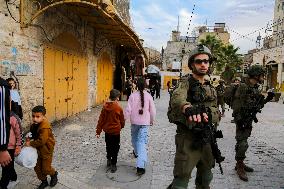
15, 146, 38, 169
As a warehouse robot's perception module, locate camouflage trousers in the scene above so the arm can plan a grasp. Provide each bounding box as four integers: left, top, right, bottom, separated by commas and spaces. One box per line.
235, 122, 252, 161
169, 130, 214, 189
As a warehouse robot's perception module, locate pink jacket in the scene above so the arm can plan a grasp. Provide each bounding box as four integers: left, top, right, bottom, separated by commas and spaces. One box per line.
8, 116, 22, 149
125, 91, 156, 125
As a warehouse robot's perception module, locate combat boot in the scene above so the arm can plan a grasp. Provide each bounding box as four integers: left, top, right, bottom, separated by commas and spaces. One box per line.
236, 161, 248, 181
235, 163, 254, 172
244, 164, 254, 172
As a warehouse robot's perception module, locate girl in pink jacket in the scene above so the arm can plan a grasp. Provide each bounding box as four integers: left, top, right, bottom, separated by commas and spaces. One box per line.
0, 112, 22, 188
125, 77, 156, 176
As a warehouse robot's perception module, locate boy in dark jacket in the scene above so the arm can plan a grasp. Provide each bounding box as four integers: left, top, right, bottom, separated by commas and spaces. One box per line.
26, 106, 57, 189
96, 89, 125, 173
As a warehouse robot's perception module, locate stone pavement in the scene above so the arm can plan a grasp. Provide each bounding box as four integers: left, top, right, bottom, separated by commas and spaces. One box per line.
3, 91, 284, 189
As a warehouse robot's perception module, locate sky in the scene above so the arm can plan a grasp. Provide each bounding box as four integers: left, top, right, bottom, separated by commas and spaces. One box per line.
130, 0, 275, 54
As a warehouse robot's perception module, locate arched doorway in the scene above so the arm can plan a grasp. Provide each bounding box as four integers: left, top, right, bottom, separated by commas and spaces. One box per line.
43, 33, 88, 121
97, 52, 114, 104
266, 61, 278, 90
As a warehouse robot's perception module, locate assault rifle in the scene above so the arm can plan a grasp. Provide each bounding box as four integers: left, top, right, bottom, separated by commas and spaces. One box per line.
241, 91, 274, 128
189, 105, 225, 174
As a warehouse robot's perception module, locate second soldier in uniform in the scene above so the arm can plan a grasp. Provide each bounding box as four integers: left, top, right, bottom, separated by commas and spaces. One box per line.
232, 65, 274, 181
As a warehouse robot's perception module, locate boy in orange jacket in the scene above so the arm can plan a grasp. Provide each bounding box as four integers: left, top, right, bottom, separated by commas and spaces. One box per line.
26, 106, 57, 189
96, 89, 125, 173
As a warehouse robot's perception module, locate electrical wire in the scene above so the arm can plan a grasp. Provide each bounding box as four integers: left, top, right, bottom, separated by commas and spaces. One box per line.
30, 24, 53, 42
186, 3, 196, 37
5, 0, 53, 42
231, 18, 284, 42
5, 0, 20, 23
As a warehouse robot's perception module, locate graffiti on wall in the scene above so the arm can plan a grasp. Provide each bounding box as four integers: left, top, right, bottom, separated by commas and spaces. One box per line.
0, 47, 35, 76
0, 60, 34, 76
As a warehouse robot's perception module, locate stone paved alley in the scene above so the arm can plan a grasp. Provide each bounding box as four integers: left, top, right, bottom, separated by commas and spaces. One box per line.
7, 91, 284, 189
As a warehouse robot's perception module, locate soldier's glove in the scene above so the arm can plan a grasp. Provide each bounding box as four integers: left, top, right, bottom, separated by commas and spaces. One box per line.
184, 106, 195, 118
266, 92, 275, 102
184, 105, 207, 118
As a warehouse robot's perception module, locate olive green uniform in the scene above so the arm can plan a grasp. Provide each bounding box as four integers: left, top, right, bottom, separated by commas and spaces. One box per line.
216, 84, 225, 114
232, 81, 263, 161
169, 76, 220, 189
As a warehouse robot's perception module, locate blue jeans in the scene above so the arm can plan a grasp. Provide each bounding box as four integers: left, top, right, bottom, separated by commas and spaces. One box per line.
131, 125, 149, 168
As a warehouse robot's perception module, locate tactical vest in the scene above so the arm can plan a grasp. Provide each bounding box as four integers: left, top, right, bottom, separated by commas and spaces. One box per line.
168, 76, 219, 129
232, 82, 264, 122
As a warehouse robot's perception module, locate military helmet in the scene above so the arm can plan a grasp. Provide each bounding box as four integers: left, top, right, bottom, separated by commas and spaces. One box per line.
247, 65, 266, 77
188, 44, 212, 69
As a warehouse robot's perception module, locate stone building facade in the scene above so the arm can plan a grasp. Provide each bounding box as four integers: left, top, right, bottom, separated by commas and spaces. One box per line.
0, 0, 144, 127
113, 0, 131, 26
250, 0, 284, 97
198, 23, 230, 45
163, 23, 230, 77
163, 31, 196, 75
144, 47, 162, 69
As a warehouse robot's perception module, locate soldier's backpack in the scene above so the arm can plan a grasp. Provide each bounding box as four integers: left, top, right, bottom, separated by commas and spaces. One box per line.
224, 84, 239, 107
167, 85, 179, 123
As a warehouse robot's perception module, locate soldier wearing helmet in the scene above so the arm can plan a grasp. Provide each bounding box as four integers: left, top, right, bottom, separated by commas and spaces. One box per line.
247, 65, 266, 84
167, 45, 221, 189
216, 79, 226, 116
231, 64, 274, 181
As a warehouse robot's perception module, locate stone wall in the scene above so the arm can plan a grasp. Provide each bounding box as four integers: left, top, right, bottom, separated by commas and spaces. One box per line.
252, 46, 284, 94
0, 2, 116, 127
113, 0, 131, 26
163, 41, 195, 72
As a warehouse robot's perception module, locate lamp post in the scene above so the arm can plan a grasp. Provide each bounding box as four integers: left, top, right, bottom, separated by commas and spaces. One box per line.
180, 47, 185, 79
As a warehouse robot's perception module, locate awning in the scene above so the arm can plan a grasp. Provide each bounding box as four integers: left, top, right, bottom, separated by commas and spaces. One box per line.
146, 64, 160, 74
20, 0, 146, 57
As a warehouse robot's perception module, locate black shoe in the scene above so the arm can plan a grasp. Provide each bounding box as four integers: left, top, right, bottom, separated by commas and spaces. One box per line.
0, 182, 8, 189
133, 150, 138, 158
136, 167, 145, 176
107, 159, 111, 167
111, 164, 117, 173
37, 179, 48, 189
10, 174, 17, 182
49, 171, 58, 187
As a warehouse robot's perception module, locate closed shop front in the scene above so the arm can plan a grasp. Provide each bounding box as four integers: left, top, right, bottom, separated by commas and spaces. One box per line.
96, 52, 114, 104
43, 46, 88, 121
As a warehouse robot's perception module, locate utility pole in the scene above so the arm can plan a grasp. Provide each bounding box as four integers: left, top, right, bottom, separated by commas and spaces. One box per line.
180, 47, 185, 79
177, 16, 180, 32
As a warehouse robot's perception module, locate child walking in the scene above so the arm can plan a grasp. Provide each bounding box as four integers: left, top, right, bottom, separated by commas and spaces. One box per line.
96, 89, 125, 173
26, 106, 57, 189
0, 107, 22, 189
125, 77, 156, 175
